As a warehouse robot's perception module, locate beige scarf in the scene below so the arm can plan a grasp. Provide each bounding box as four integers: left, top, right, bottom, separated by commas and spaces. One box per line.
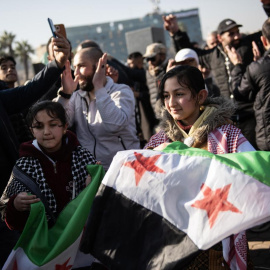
174, 106, 217, 146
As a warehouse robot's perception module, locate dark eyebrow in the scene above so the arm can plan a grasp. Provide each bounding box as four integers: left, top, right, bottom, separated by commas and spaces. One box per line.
164, 87, 185, 93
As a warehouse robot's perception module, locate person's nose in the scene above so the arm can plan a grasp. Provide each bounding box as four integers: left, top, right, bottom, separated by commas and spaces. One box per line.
234, 32, 240, 40
169, 96, 176, 107
74, 66, 80, 77
43, 125, 51, 135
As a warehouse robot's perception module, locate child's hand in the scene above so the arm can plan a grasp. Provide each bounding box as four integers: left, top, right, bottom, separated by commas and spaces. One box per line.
85, 174, 92, 186
14, 192, 40, 211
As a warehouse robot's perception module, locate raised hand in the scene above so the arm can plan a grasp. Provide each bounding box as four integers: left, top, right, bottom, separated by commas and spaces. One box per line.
163, 14, 179, 35
93, 53, 107, 91
61, 60, 78, 94
166, 58, 176, 72
51, 32, 71, 69
252, 41, 261, 61
226, 45, 242, 66
106, 64, 119, 83
14, 192, 40, 212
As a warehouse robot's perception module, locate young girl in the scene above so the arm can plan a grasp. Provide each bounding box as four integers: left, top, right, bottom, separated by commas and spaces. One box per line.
145, 65, 254, 269
1, 101, 96, 231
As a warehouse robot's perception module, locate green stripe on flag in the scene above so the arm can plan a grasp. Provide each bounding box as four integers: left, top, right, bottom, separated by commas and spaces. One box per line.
14, 164, 105, 266
162, 142, 270, 187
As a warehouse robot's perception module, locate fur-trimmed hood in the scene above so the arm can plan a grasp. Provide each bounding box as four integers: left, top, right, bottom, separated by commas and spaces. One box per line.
155, 97, 237, 146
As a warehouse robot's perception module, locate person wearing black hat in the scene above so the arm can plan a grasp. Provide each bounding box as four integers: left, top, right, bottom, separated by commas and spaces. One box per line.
216, 19, 243, 48
162, 4, 269, 149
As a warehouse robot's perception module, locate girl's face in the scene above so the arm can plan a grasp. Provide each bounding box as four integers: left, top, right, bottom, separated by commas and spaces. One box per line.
31, 110, 68, 153
163, 76, 206, 126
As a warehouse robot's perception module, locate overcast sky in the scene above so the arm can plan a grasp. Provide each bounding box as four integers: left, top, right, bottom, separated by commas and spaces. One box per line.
0, 0, 266, 49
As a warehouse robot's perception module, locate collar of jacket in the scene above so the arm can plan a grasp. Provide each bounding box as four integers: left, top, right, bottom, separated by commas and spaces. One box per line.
263, 48, 270, 57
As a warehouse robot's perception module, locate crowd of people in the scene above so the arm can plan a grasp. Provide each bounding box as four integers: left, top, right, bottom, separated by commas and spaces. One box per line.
0, 0, 270, 269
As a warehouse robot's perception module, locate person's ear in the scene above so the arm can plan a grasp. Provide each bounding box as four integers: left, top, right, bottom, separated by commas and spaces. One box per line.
70, 51, 74, 61
63, 123, 68, 134
261, 35, 268, 48
198, 89, 208, 104
217, 34, 222, 44
30, 127, 35, 138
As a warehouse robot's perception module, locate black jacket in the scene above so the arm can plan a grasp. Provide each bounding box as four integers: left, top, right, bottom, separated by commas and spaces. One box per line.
146, 60, 168, 112
172, 30, 263, 98
231, 49, 270, 151
0, 60, 63, 194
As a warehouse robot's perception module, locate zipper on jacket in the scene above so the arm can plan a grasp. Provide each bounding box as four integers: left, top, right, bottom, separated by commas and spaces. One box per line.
118, 136, 127, 150
83, 96, 97, 158
53, 162, 57, 174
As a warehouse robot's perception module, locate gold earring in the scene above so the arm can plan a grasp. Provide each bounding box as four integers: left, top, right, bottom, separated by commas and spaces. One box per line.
200, 105, 205, 111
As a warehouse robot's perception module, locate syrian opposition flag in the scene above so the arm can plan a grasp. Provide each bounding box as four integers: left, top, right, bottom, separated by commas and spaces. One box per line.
80, 142, 270, 270
3, 164, 104, 270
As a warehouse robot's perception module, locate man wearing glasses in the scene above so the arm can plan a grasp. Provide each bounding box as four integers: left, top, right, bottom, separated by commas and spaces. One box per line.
143, 43, 167, 113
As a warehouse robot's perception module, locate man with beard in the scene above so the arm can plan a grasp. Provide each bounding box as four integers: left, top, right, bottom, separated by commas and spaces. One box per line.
163, 15, 265, 148
55, 47, 140, 171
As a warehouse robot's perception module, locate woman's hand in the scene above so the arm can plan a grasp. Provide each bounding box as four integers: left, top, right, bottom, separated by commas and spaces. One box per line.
13, 192, 40, 212
154, 142, 171, 151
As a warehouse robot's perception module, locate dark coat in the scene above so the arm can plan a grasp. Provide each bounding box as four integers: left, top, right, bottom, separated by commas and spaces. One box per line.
231, 49, 270, 151
0, 60, 63, 194
172, 30, 263, 101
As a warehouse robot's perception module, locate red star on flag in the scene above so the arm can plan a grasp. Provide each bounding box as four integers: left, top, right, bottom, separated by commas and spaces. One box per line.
55, 257, 72, 270
191, 183, 242, 228
123, 152, 165, 186
12, 259, 18, 270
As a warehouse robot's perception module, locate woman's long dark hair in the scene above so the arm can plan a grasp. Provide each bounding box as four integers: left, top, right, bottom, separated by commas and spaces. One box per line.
158, 65, 205, 105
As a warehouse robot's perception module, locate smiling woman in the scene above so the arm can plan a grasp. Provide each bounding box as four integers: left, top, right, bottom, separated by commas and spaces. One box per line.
144, 65, 255, 269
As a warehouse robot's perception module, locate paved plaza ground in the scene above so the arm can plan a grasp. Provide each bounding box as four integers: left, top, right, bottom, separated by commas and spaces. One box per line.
247, 222, 270, 269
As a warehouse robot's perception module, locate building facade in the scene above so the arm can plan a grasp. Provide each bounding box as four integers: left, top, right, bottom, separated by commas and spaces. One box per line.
66, 8, 202, 62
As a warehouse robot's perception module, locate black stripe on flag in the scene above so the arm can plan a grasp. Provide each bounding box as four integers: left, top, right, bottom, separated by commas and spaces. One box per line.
81, 184, 201, 270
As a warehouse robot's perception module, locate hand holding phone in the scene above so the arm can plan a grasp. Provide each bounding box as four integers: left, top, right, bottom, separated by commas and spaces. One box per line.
47, 18, 70, 69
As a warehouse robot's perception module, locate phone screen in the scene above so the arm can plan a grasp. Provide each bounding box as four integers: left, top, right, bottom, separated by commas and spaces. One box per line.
48, 18, 56, 38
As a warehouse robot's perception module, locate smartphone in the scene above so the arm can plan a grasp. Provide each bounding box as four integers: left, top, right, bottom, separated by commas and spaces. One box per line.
48, 18, 57, 38
54, 24, 67, 39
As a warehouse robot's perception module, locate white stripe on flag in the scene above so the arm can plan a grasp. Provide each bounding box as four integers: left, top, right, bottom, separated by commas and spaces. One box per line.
103, 149, 270, 250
